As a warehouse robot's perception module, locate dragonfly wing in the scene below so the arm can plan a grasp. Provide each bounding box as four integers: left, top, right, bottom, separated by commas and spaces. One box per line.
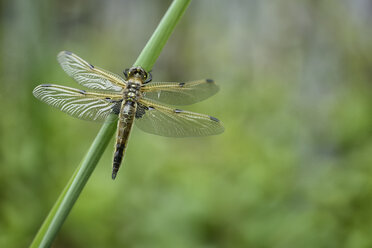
57, 51, 125, 91
135, 98, 224, 137
141, 79, 219, 105
33, 84, 122, 121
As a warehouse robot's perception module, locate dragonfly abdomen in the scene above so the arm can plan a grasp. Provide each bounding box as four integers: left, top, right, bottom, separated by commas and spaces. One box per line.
112, 100, 136, 179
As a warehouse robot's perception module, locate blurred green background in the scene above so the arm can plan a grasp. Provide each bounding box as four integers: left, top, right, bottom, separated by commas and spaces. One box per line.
1, 0, 372, 247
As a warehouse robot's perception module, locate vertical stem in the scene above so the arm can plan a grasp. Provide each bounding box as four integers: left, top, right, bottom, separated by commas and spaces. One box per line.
134, 0, 191, 70
34, 115, 117, 248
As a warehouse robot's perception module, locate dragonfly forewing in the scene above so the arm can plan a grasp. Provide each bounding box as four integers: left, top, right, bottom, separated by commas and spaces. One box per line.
58, 51, 126, 92
141, 79, 219, 105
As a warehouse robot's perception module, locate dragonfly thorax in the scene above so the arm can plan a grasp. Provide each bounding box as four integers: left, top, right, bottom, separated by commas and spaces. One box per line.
124, 81, 141, 102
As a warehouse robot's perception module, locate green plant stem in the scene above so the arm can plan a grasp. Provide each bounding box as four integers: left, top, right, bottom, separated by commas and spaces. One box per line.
32, 114, 117, 248
134, 0, 191, 70
30, 0, 191, 247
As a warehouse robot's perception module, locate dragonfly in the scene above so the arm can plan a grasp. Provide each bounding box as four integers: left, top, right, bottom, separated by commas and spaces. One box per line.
33, 51, 224, 179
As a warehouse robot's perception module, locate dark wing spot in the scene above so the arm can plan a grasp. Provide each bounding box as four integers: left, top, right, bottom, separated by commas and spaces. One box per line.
206, 79, 214, 83
179, 82, 185, 87
148, 106, 155, 110
112, 100, 122, 115
89, 64, 95, 69
105, 97, 112, 102
135, 103, 149, 119
41, 84, 52, 87
135, 109, 144, 119
174, 109, 183, 113
209, 116, 220, 122
79, 89, 86, 94
65, 51, 72, 55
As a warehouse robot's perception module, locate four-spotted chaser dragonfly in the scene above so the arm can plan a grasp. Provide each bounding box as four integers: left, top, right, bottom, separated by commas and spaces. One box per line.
33, 51, 224, 179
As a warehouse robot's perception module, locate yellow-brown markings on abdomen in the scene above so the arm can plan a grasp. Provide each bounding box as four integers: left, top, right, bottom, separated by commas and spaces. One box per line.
112, 100, 136, 179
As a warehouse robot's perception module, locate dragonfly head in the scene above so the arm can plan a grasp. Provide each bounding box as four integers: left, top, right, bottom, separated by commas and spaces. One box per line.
124, 67, 149, 82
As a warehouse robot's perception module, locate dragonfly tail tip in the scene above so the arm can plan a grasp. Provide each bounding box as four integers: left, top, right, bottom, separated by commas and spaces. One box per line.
112, 170, 118, 180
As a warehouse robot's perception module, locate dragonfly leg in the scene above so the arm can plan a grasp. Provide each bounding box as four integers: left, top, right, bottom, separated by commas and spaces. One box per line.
144, 70, 152, 84
123, 68, 129, 80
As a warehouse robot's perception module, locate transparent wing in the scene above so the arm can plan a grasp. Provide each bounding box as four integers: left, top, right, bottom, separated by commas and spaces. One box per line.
57, 51, 126, 92
141, 79, 219, 105
33, 84, 122, 121
135, 98, 224, 137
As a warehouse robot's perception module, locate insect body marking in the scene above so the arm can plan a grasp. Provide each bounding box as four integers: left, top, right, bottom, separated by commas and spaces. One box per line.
112, 101, 136, 179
